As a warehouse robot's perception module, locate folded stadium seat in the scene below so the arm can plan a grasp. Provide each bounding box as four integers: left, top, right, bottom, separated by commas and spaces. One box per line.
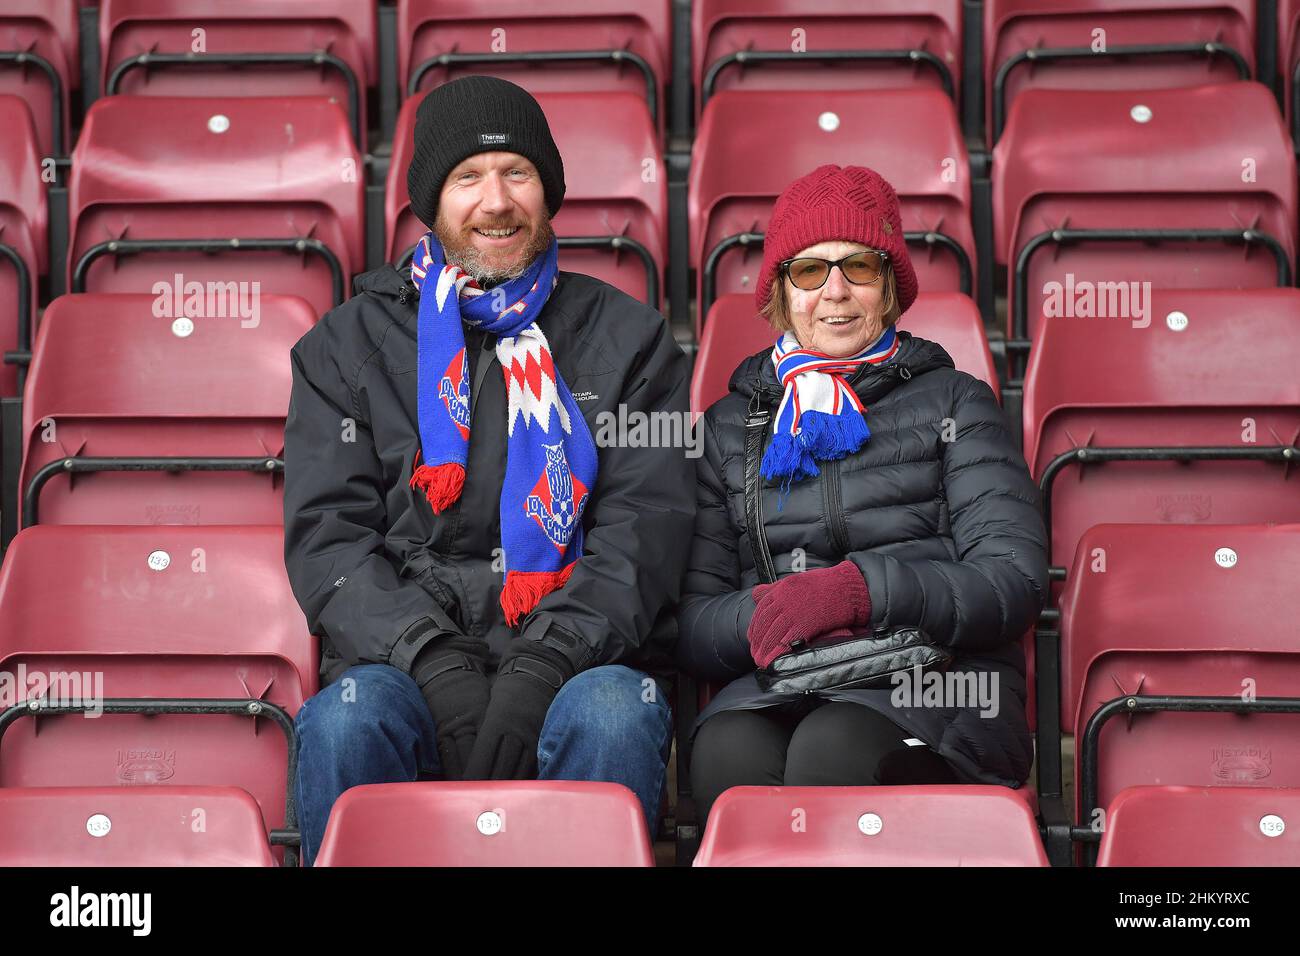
693, 786, 1047, 866
1058, 523, 1300, 839
313, 781, 655, 866
689, 87, 974, 337
0, 0, 78, 158
0, 524, 317, 857
985, 0, 1256, 145
1097, 786, 1300, 866
690, 291, 997, 413
398, 0, 671, 143
693, 0, 962, 124
0, 787, 276, 866
68, 96, 364, 318
0, 94, 46, 398
100, 0, 377, 149
17, 293, 314, 528
992, 82, 1296, 353
386, 90, 666, 307
1022, 287, 1300, 577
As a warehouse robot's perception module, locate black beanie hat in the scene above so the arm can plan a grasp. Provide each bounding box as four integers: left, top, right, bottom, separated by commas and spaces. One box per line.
407, 76, 566, 228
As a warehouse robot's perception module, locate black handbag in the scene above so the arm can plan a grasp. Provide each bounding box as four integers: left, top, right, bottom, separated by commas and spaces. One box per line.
756, 625, 953, 695
743, 396, 953, 695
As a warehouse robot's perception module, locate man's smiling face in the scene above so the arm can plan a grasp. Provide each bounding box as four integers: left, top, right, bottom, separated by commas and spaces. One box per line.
433, 151, 553, 285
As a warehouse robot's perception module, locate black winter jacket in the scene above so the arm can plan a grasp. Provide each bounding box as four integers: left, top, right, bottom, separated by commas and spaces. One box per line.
677, 332, 1048, 787
283, 264, 694, 691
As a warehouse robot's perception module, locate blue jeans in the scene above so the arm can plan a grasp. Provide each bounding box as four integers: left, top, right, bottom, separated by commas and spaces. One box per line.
293, 663, 673, 866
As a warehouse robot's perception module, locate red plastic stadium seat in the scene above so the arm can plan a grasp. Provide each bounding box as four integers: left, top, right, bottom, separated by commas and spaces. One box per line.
1058, 523, 1300, 819
691, 291, 996, 413
69, 96, 364, 317
693, 0, 962, 122
1097, 786, 1300, 867
387, 90, 666, 307
0, 0, 78, 157
690, 88, 973, 336
985, 0, 1255, 144
0, 525, 317, 847
398, 0, 670, 142
693, 786, 1047, 866
313, 781, 655, 866
993, 83, 1296, 343
19, 293, 314, 528
0, 787, 275, 866
1023, 288, 1300, 573
101, 0, 378, 149
0, 94, 46, 397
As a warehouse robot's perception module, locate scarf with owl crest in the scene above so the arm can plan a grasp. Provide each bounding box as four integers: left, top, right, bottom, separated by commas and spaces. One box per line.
408, 232, 598, 626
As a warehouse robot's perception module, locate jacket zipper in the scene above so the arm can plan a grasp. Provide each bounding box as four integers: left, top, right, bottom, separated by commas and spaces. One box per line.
819, 363, 911, 556
823, 458, 851, 557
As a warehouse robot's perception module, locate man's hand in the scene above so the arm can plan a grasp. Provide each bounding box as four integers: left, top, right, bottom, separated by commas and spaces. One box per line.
412, 634, 491, 780
464, 639, 575, 779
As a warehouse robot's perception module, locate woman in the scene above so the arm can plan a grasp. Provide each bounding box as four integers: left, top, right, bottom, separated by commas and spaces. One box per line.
677, 164, 1048, 823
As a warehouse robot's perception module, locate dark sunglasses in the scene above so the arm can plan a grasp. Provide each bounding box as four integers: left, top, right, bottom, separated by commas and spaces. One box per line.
779, 250, 890, 291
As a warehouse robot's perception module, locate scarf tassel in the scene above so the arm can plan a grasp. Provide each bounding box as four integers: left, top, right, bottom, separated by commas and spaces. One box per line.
796, 409, 871, 460
500, 563, 576, 627
409, 461, 465, 514
762, 433, 820, 484
761, 410, 872, 512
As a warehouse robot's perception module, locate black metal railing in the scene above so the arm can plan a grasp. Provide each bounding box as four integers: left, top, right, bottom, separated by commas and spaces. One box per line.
993, 41, 1250, 142
106, 51, 363, 147
701, 48, 954, 110
1009, 227, 1291, 380
23, 455, 283, 529
1039, 444, 1299, 559
409, 50, 658, 127
1075, 694, 1300, 865
0, 50, 64, 155
0, 244, 32, 394
0, 695, 301, 865
71, 237, 347, 307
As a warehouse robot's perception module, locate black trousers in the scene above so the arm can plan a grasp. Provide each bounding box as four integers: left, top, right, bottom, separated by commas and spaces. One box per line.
690, 701, 960, 825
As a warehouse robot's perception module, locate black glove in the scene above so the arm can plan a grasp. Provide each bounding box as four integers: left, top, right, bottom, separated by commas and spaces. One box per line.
411, 633, 490, 781
464, 639, 576, 780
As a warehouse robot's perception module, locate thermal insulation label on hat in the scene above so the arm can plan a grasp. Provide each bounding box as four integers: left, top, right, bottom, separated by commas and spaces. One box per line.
479, 132, 511, 146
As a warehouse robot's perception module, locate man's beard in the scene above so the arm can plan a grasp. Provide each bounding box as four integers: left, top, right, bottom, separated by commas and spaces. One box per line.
433, 211, 555, 287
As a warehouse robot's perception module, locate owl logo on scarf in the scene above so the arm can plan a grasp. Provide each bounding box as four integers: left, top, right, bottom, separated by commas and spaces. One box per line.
438, 348, 471, 440
525, 443, 589, 551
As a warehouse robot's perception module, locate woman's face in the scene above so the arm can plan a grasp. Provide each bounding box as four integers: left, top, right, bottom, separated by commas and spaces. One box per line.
783, 240, 888, 357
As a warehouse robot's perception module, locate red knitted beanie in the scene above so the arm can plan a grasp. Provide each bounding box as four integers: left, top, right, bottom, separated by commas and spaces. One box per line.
756, 164, 919, 317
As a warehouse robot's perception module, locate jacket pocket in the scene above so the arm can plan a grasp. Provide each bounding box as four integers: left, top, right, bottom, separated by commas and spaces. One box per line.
404, 555, 465, 631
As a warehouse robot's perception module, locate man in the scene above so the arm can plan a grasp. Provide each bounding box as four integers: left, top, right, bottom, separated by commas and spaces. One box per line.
282, 76, 693, 865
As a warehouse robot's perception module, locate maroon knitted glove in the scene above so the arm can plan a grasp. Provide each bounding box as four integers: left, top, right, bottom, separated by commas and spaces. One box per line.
747, 561, 872, 669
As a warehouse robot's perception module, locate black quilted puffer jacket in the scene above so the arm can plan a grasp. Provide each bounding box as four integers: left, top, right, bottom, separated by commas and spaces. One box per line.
676, 331, 1048, 787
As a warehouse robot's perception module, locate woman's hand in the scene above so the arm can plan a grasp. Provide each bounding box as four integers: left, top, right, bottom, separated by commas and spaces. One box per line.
746, 561, 872, 668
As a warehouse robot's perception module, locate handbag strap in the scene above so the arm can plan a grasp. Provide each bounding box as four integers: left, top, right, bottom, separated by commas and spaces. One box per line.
744, 390, 778, 585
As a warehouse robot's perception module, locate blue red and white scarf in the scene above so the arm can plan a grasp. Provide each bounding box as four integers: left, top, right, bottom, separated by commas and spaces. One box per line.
408, 232, 597, 627
762, 326, 901, 491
